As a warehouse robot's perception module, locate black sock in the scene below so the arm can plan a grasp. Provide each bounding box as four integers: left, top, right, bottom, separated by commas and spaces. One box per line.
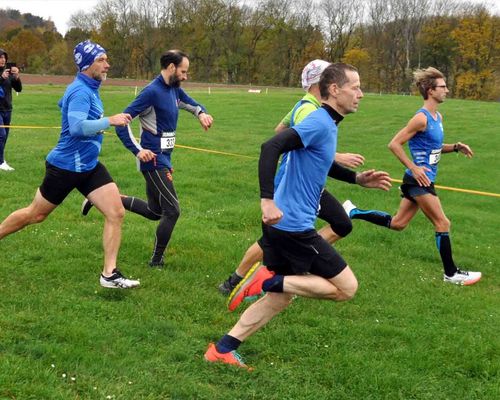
216, 334, 241, 353
350, 208, 392, 228
435, 232, 458, 277
262, 275, 284, 293
229, 272, 243, 285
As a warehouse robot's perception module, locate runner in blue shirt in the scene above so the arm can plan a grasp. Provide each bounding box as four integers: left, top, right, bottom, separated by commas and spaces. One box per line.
0, 40, 140, 289
343, 67, 481, 286
218, 60, 369, 295
205, 63, 391, 368
82, 50, 213, 268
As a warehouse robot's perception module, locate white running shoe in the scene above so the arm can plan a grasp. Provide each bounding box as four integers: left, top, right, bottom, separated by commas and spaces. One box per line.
0, 161, 14, 171
444, 269, 482, 286
81, 198, 94, 216
342, 200, 357, 217
100, 268, 140, 289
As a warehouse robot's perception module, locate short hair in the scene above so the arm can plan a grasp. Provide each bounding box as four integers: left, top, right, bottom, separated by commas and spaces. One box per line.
319, 63, 358, 99
414, 67, 445, 99
160, 50, 188, 69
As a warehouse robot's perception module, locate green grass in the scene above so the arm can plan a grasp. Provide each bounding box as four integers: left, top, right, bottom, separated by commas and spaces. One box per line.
0, 85, 499, 399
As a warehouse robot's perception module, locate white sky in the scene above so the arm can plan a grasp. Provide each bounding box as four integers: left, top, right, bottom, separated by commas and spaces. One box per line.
0, 0, 499, 35
0, 0, 99, 34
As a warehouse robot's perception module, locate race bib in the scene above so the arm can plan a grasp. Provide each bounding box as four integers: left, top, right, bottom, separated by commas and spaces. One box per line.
429, 149, 441, 165
160, 132, 176, 150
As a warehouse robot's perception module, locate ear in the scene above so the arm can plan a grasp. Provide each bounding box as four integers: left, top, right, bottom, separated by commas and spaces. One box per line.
328, 83, 340, 97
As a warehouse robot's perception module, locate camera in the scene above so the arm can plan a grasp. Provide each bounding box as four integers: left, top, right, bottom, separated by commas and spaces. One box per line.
6, 62, 16, 69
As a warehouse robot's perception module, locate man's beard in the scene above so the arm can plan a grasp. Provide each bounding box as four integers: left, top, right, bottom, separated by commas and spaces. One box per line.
168, 74, 181, 87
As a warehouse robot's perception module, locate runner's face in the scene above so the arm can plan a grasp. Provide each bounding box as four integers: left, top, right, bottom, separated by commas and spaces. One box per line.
335, 70, 363, 115
169, 57, 189, 87
87, 54, 110, 81
429, 78, 448, 103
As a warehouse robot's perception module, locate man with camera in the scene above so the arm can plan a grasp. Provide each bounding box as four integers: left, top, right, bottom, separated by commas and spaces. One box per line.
0, 48, 22, 171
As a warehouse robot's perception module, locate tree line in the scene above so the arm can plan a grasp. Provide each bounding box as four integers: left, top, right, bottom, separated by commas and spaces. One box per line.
1, 0, 499, 100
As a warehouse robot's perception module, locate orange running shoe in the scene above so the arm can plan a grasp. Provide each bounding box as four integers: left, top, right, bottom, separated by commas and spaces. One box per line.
227, 262, 274, 312
204, 343, 251, 369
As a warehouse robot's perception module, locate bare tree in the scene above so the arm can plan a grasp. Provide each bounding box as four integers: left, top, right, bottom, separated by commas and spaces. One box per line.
320, 0, 365, 61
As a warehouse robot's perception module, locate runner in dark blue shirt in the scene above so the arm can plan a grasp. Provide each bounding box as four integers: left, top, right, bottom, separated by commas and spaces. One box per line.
82, 50, 213, 268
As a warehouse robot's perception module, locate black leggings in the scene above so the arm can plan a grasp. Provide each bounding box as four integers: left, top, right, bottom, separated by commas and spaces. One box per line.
317, 189, 352, 238
122, 168, 180, 262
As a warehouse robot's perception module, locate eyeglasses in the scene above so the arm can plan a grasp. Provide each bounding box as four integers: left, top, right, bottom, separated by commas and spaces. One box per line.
434, 85, 447, 89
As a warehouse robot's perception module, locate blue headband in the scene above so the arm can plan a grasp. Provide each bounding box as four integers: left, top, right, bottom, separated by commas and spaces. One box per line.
73, 40, 106, 72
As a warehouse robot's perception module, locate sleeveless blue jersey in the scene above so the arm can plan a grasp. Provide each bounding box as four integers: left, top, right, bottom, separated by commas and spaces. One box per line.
406, 108, 444, 182
46, 73, 109, 172
274, 107, 337, 232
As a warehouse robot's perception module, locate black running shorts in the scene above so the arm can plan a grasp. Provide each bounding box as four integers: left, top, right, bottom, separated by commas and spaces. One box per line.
39, 161, 114, 205
400, 173, 437, 203
260, 222, 347, 279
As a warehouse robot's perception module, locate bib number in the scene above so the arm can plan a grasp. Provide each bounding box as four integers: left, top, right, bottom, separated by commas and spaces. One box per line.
429, 149, 441, 165
161, 132, 176, 150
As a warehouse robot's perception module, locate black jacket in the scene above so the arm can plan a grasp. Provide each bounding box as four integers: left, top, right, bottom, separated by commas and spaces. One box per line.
0, 48, 22, 112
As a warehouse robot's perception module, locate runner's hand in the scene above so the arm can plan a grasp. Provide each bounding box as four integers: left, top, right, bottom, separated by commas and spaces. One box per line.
109, 113, 132, 127
355, 169, 392, 191
137, 149, 156, 162
410, 165, 431, 187
261, 199, 283, 225
335, 153, 365, 168
198, 113, 213, 131
456, 142, 473, 158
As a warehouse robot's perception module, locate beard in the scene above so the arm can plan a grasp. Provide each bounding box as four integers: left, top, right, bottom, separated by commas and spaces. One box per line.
168, 74, 181, 87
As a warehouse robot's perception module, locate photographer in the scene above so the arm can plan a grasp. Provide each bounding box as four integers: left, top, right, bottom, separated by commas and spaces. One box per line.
0, 48, 22, 171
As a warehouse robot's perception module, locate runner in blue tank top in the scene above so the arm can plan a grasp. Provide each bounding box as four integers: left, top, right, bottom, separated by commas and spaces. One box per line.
0, 40, 140, 289
343, 67, 481, 286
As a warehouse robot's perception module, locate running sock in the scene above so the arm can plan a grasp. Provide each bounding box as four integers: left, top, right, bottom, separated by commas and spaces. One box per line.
435, 232, 458, 277
262, 275, 284, 293
350, 208, 392, 228
216, 334, 242, 353
229, 272, 243, 286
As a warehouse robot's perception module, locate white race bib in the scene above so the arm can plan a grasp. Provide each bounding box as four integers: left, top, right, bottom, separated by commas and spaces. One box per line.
429, 149, 441, 165
160, 132, 176, 150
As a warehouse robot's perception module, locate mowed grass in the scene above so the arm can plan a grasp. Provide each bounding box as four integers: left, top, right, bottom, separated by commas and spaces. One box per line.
0, 84, 499, 399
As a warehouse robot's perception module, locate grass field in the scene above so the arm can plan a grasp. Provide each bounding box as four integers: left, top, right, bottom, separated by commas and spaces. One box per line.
0, 84, 499, 399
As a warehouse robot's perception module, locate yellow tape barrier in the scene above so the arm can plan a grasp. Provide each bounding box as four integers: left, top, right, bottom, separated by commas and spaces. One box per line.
1, 124, 499, 198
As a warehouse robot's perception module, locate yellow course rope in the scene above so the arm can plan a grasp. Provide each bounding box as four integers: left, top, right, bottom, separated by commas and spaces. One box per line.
2, 124, 499, 198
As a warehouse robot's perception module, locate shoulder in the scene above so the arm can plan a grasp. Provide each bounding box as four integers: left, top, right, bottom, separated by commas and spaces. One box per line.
408, 111, 427, 131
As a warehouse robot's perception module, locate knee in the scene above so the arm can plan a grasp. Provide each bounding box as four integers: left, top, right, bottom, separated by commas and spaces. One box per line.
31, 211, 49, 224
107, 204, 125, 222
334, 219, 353, 238
336, 278, 358, 301
163, 205, 180, 221
435, 217, 450, 232
390, 219, 408, 231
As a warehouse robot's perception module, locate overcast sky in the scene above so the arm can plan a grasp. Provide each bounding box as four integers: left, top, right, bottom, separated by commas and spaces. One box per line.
1, 0, 499, 35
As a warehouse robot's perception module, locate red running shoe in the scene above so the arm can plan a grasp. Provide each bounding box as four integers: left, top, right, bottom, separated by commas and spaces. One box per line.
227, 262, 274, 312
204, 343, 252, 370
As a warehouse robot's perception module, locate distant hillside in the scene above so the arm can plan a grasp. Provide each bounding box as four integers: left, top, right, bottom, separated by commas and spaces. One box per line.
0, 8, 56, 33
